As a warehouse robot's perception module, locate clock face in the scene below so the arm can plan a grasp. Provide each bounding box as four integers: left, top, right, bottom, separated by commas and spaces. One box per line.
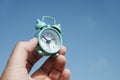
39, 29, 61, 53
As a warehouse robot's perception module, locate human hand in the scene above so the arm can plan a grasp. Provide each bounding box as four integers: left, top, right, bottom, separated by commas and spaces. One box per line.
1, 38, 70, 80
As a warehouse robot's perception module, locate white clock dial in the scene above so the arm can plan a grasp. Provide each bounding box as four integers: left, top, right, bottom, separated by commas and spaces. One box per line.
40, 29, 61, 53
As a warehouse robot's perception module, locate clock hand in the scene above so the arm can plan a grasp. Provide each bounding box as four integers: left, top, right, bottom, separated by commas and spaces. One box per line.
46, 37, 55, 43
42, 35, 55, 43
41, 35, 48, 41
46, 42, 51, 50
51, 38, 55, 41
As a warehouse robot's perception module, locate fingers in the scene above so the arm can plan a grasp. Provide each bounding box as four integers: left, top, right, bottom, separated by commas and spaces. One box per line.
31, 56, 55, 79
60, 69, 70, 80
24, 38, 38, 53
59, 46, 66, 55
26, 44, 66, 72
32, 54, 66, 80
26, 51, 42, 72
47, 55, 66, 80
25, 38, 42, 72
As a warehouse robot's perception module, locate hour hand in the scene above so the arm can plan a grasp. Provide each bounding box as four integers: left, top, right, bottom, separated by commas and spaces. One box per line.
41, 35, 47, 41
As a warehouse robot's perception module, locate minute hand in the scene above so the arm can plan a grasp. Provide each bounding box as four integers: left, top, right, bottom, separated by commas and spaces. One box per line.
50, 38, 55, 40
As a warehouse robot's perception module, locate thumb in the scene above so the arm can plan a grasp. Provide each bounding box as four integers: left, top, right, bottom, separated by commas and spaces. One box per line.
7, 38, 38, 68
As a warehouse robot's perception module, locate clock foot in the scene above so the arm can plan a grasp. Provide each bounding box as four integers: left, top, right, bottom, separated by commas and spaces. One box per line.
38, 50, 43, 56
54, 53, 59, 57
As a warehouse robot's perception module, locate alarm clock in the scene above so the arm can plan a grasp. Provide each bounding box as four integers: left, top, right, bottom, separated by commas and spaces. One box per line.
35, 16, 62, 56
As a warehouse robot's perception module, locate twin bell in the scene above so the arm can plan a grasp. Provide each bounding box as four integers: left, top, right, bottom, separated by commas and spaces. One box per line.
35, 19, 61, 33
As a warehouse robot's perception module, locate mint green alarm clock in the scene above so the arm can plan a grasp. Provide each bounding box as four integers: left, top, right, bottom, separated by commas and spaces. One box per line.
35, 16, 62, 56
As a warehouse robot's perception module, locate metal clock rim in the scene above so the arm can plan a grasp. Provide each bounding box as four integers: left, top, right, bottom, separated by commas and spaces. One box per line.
38, 27, 63, 54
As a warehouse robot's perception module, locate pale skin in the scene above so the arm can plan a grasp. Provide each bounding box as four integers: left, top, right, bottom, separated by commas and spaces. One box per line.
0, 38, 70, 80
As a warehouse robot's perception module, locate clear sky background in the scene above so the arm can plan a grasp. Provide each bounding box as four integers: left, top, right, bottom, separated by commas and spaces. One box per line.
0, 0, 120, 80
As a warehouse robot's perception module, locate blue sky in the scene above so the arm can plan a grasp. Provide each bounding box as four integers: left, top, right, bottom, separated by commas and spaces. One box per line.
0, 0, 120, 80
